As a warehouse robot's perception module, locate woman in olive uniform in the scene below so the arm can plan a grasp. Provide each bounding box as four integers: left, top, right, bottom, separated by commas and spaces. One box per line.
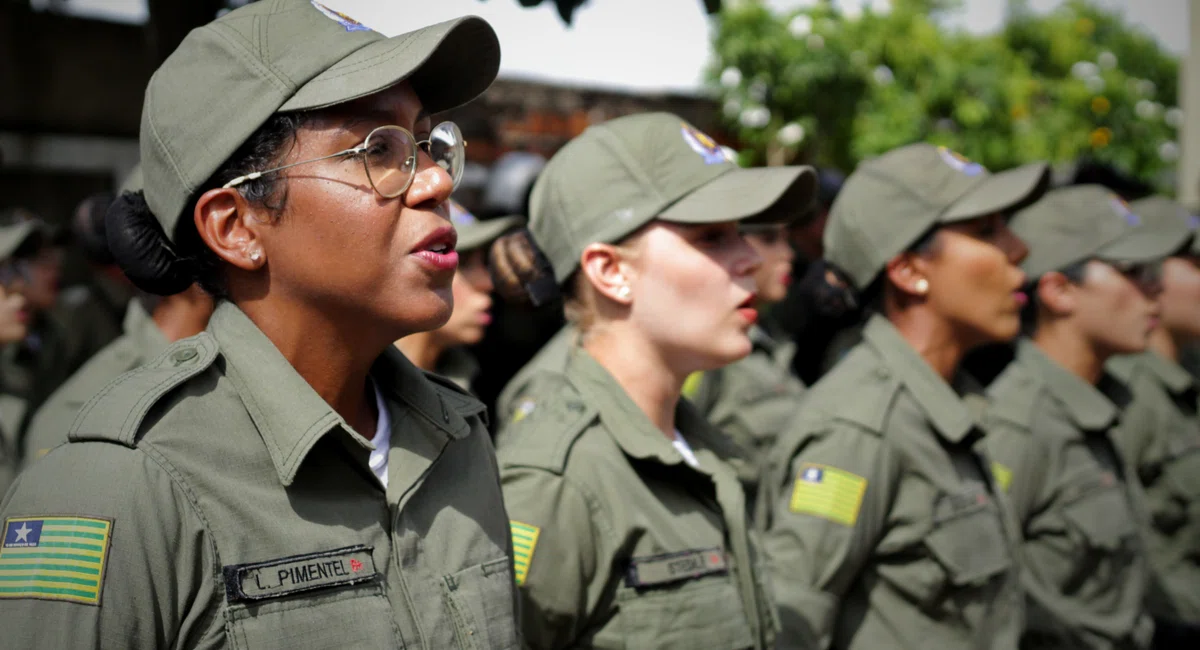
0, 3, 520, 648
0, 220, 36, 496
396, 200, 520, 393
761, 143, 1048, 649
490, 112, 816, 649
986, 187, 1181, 650
1106, 196, 1200, 646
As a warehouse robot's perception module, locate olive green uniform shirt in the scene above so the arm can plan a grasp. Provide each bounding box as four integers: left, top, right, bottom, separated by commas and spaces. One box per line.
19, 301, 168, 474
985, 340, 1153, 649
496, 348, 776, 649
686, 324, 806, 508
761, 314, 1023, 650
0, 302, 520, 649
1107, 352, 1200, 625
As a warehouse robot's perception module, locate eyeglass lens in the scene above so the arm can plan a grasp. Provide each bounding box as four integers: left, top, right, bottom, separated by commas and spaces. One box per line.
362, 122, 465, 198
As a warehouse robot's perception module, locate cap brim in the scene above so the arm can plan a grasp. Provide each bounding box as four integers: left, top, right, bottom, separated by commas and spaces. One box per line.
942, 162, 1050, 222
0, 221, 39, 260
280, 16, 500, 114
658, 165, 818, 225
1097, 227, 1192, 264
456, 215, 523, 252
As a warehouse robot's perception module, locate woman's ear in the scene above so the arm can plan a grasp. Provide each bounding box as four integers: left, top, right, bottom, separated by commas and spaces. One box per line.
884, 253, 930, 298
579, 243, 634, 305
193, 188, 267, 271
1036, 271, 1076, 317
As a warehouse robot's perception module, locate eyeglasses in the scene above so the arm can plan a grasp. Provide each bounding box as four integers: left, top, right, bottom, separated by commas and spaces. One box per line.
1107, 259, 1162, 287
223, 121, 465, 198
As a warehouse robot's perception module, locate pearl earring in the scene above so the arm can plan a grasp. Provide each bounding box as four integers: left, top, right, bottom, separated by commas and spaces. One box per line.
250, 250, 261, 263
617, 286, 631, 299
914, 278, 929, 294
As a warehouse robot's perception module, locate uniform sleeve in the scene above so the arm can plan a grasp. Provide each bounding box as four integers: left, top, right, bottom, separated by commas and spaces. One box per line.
0, 442, 222, 650
500, 466, 604, 650
762, 422, 899, 649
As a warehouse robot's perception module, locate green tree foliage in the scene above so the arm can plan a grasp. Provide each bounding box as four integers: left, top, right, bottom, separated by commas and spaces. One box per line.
710, 0, 1181, 190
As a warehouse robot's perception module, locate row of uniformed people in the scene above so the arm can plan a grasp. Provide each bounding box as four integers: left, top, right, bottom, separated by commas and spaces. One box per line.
1, 3, 1198, 650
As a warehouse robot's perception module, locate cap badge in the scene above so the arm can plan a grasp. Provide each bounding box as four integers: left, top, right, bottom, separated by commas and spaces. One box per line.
1110, 195, 1140, 226
448, 200, 477, 227
311, 1, 372, 32
936, 147, 984, 176
681, 123, 730, 165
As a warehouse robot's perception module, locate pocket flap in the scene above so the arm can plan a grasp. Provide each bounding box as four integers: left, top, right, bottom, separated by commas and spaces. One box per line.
618, 577, 755, 649
924, 500, 1012, 586
1061, 484, 1138, 551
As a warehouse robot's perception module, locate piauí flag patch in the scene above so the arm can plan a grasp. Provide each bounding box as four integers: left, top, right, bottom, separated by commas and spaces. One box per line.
991, 462, 1014, 492
789, 463, 867, 526
311, 1, 372, 32
937, 146, 985, 176
510, 520, 541, 586
0, 515, 113, 605
681, 122, 730, 165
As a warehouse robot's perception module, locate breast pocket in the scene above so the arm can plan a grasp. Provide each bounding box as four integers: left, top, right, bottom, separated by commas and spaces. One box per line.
226, 585, 397, 650
918, 495, 1014, 612
1061, 481, 1140, 556
441, 556, 520, 650
616, 572, 755, 650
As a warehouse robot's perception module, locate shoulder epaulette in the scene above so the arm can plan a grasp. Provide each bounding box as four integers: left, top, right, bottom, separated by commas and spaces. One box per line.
68, 333, 219, 448
498, 381, 598, 475
818, 352, 902, 436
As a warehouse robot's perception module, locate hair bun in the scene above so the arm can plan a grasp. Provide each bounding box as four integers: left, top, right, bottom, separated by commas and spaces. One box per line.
804, 260, 860, 319
489, 228, 559, 307
105, 191, 196, 296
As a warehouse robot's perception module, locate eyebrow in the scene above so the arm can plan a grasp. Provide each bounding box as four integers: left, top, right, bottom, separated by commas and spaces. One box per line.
342, 108, 431, 132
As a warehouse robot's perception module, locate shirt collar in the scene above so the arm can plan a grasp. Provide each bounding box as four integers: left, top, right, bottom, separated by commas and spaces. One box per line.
861, 314, 977, 444
434, 347, 480, 392
122, 301, 169, 360
1015, 338, 1120, 431
1140, 352, 1196, 396
564, 348, 727, 474
208, 303, 471, 487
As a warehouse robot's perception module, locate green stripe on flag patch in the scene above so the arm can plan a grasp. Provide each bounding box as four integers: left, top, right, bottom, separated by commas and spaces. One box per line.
510, 521, 541, 586
0, 515, 112, 605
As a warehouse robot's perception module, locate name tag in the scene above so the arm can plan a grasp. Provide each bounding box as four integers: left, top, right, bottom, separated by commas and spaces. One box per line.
222, 545, 378, 603
625, 548, 727, 588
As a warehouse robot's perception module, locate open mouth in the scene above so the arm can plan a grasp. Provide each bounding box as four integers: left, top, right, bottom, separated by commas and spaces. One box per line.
737, 293, 758, 325
411, 226, 459, 272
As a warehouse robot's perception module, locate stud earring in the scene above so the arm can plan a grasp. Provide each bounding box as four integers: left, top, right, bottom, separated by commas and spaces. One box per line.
914, 278, 929, 295
617, 286, 631, 299
250, 250, 262, 263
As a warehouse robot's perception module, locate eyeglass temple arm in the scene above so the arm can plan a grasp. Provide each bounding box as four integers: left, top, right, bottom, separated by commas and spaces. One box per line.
222, 146, 365, 189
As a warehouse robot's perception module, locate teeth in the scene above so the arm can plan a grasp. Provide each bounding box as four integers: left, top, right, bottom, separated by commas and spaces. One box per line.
429, 245, 447, 253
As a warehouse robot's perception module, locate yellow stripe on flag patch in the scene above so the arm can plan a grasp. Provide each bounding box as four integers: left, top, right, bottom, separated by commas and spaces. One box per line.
510, 520, 541, 586
991, 462, 1013, 492
0, 515, 112, 605
789, 463, 867, 526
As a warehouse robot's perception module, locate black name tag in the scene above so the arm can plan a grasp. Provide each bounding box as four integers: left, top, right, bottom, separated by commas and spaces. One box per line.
223, 545, 378, 603
625, 548, 727, 588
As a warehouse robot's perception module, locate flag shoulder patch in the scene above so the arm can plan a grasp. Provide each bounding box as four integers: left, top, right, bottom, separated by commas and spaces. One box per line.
0, 515, 114, 605
510, 520, 541, 586
789, 463, 868, 526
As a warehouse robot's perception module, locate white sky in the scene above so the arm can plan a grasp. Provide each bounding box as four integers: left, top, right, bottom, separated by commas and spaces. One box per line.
42, 0, 1191, 93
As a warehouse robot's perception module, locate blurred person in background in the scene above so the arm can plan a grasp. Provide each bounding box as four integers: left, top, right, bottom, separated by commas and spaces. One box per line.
21, 170, 215, 470
62, 187, 136, 350
985, 186, 1173, 650
1105, 196, 1200, 648
761, 143, 1047, 649
491, 112, 816, 649
395, 199, 521, 393
0, 221, 38, 497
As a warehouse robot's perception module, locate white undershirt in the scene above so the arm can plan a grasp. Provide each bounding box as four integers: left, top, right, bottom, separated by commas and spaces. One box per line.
367, 382, 392, 488
672, 429, 700, 469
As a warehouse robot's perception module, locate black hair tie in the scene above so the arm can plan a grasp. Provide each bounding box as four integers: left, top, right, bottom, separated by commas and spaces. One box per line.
105, 191, 196, 296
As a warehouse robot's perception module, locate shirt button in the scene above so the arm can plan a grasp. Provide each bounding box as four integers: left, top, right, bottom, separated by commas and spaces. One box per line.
171, 348, 199, 365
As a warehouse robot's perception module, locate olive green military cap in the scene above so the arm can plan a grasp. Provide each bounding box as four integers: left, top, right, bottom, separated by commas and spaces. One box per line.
449, 200, 522, 252
140, 0, 500, 241
825, 143, 1050, 290
0, 221, 39, 261
1011, 185, 1189, 279
1130, 195, 1200, 256
528, 112, 818, 283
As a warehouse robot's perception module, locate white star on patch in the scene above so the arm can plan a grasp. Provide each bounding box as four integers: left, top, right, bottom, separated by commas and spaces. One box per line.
14, 522, 32, 543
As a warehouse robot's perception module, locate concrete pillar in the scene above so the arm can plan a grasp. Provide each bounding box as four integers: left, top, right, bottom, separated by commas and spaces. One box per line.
1179, 0, 1200, 208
